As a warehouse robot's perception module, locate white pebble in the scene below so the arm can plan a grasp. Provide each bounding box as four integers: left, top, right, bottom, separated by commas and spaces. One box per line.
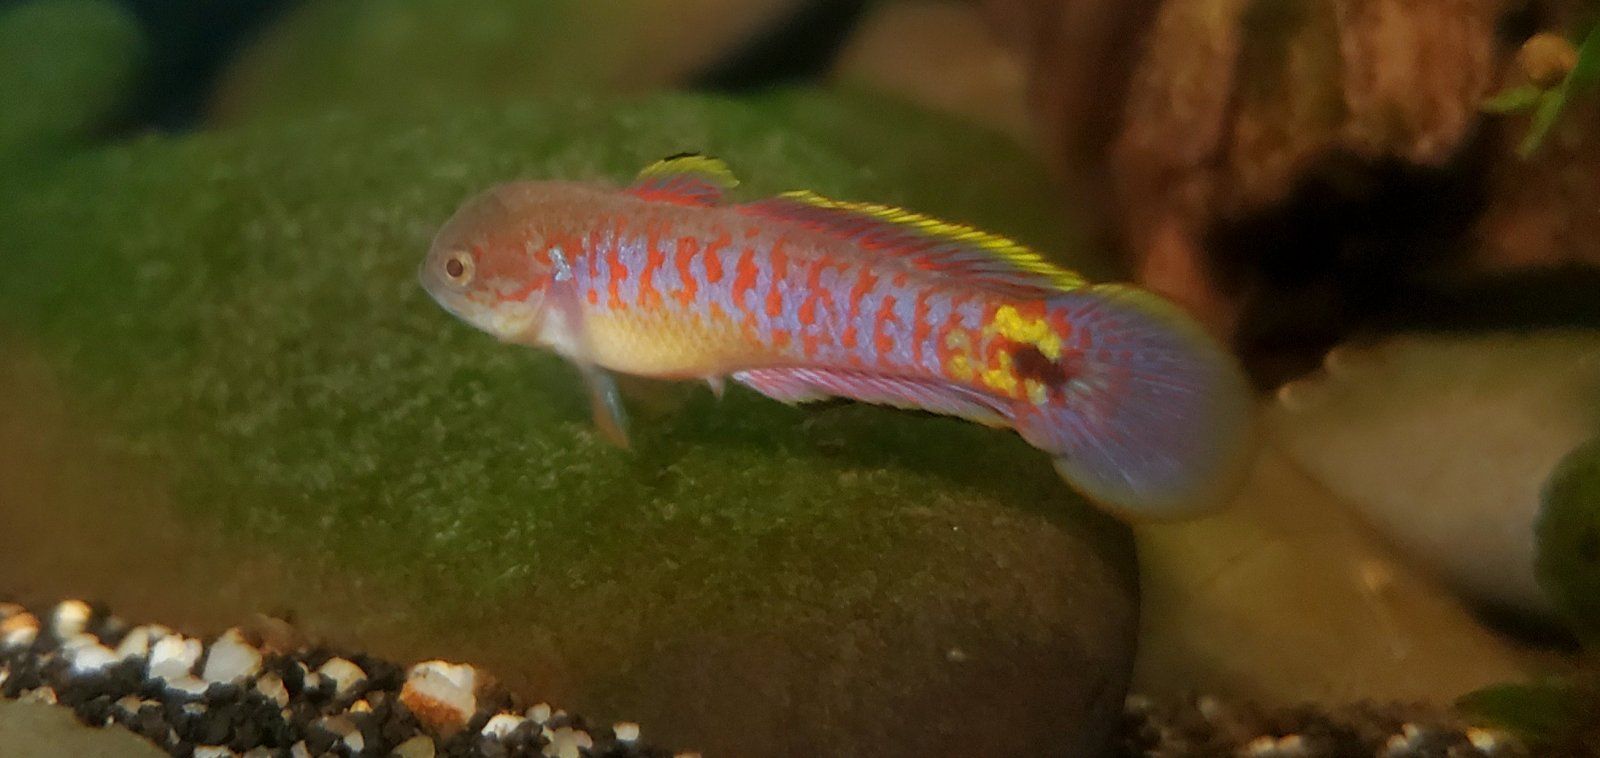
114, 626, 155, 661
481, 713, 526, 739
67, 638, 120, 674
60, 632, 96, 651
148, 635, 203, 681
349, 698, 373, 713
22, 686, 57, 704
114, 696, 149, 715
541, 726, 593, 758
51, 600, 92, 639
391, 735, 436, 758
289, 741, 311, 758
526, 702, 552, 724
164, 675, 210, 699
1246, 734, 1309, 757
316, 656, 367, 698
613, 722, 640, 742
202, 629, 263, 684
254, 673, 290, 708
192, 746, 238, 758
1383, 725, 1426, 757
1468, 727, 1513, 752
400, 660, 478, 735
319, 715, 364, 753
1, 612, 39, 649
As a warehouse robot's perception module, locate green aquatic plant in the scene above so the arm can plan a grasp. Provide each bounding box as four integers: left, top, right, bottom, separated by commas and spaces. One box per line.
1458, 675, 1600, 754
1537, 435, 1600, 642
1482, 22, 1600, 158
1461, 437, 1600, 755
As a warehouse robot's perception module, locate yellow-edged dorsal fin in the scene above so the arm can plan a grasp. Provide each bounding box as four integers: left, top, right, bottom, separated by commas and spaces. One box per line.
741, 190, 1084, 296
628, 153, 740, 206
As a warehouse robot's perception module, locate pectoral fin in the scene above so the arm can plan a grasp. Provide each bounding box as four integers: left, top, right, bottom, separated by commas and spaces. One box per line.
704, 376, 726, 398
580, 363, 631, 449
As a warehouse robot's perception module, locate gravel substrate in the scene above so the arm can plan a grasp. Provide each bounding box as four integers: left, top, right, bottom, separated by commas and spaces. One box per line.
0, 598, 1554, 757
0, 600, 687, 758
1119, 692, 1530, 758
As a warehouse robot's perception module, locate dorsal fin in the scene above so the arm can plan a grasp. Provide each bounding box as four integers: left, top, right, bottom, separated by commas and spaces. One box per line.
739, 190, 1084, 296
627, 153, 739, 207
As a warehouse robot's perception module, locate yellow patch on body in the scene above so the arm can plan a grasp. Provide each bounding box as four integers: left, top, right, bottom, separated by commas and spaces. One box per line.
987, 305, 1061, 360
980, 351, 1018, 394
944, 332, 976, 381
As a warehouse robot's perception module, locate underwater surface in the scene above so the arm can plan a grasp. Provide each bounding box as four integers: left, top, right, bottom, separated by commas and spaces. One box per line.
1, 1, 1599, 757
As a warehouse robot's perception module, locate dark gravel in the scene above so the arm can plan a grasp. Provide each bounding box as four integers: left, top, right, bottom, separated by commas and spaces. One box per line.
2, 597, 1550, 757
0, 599, 679, 758
1118, 692, 1530, 758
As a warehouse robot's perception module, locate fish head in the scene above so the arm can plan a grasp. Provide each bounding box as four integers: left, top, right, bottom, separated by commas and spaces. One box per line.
421, 181, 598, 344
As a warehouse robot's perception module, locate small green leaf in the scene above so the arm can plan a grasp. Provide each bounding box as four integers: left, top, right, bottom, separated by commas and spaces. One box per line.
1483, 84, 1544, 114
1519, 87, 1571, 157
1457, 678, 1591, 747
1536, 436, 1600, 642
1516, 21, 1600, 158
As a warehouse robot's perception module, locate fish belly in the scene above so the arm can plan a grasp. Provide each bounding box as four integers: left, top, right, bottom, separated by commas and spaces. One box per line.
581, 307, 753, 378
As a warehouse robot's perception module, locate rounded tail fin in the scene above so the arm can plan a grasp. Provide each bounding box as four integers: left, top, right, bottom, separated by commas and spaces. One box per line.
1023, 284, 1257, 519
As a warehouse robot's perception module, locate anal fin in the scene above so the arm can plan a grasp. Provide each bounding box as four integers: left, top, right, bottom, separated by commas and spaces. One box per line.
732, 368, 1009, 428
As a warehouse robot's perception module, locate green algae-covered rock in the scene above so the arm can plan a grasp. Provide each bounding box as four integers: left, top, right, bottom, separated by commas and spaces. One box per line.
0, 0, 143, 166
210, 0, 813, 126
0, 86, 1132, 756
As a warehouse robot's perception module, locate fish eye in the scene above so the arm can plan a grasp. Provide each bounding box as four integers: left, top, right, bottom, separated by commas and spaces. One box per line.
441, 250, 474, 286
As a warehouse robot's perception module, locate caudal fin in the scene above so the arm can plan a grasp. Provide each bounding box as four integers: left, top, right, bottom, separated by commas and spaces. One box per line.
1019, 284, 1256, 519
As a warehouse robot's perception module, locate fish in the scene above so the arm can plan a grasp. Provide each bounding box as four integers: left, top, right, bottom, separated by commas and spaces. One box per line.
420, 154, 1256, 519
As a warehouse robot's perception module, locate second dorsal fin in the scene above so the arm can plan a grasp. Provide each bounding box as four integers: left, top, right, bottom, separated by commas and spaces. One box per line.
628, 153, 739, 206
739, 190, 1085, 297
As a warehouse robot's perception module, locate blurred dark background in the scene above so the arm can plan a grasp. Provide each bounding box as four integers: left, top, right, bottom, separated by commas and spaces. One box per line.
0, 0, 870, 131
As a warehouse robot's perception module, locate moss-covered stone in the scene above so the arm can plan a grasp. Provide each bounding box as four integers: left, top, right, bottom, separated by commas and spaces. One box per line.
0, 84, 1132, 756
209, 0, 814, 126
0, 0, 143, 166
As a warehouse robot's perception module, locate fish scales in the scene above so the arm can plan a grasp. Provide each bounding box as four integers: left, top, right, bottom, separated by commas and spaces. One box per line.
579, 206, 979, 380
